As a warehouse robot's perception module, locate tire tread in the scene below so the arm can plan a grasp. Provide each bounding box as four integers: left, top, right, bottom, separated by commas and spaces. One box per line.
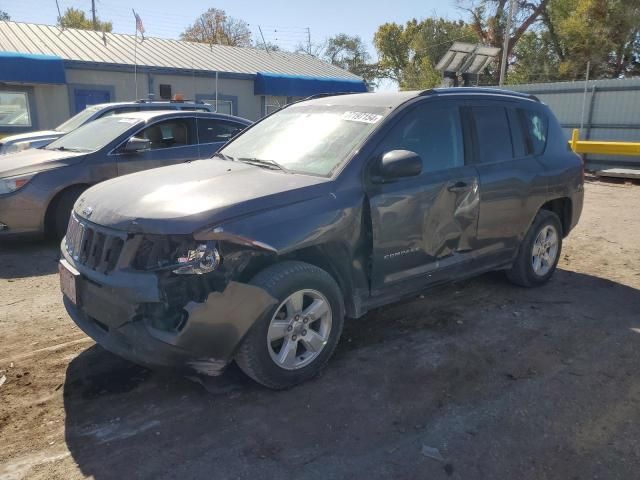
235, 261, 344, 389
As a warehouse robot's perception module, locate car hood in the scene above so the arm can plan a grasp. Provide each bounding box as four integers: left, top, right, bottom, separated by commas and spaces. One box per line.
75, 159, 331, 234
0, 148, 87, 178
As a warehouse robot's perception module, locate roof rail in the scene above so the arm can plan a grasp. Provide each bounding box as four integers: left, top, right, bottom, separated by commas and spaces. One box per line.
419, 87, 540, 102
134, 98, 197, 104
304, 91, 366, 101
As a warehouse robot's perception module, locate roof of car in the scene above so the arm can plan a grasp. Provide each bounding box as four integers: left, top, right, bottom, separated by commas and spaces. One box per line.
85, 101, 213, 110
298, 87, 539, 109
109, 110, 251, 123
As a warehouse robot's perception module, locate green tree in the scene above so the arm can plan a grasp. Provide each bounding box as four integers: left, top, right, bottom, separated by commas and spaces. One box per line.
57, 7, 112, 32
506, 31, 560, 84
181, 8, 252, 47
296, 34, 379, 86
0, 10, 10, 21
324, 34, 378, 86
374, 18, 476, 89
546, 0, 640, 79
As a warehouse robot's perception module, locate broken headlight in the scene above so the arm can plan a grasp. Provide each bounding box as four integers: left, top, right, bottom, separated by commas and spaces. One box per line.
172, 242, 221, 275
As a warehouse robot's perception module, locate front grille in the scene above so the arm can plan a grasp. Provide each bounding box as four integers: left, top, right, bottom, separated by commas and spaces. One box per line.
65, 214, 125, 274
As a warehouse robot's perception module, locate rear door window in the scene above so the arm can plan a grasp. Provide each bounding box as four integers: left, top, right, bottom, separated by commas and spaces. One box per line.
518, 109, 548, 155
139, 118, 195, 149
471, 106, 513, 164
197, 119, 246, 144
507, 108, 527, 158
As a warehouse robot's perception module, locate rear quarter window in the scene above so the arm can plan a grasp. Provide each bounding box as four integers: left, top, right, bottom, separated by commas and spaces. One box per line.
518, 108, 548, 155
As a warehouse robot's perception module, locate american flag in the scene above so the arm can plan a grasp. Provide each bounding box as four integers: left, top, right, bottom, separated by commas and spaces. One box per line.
133, 10, 145, 39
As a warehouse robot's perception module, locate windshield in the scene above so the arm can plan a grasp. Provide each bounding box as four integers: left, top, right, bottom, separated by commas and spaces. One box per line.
55, 105, 103, 133
46, 116, 141, 152
220, 104, 389, 176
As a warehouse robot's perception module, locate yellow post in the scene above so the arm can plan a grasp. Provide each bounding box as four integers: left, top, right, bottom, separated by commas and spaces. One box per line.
571, 129, 579, 153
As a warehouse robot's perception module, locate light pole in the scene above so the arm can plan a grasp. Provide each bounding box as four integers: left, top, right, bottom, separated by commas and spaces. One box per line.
499, 0, 515, 86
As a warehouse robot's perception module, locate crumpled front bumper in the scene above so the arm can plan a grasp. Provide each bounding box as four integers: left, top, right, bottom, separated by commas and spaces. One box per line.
60, 249, 277, 376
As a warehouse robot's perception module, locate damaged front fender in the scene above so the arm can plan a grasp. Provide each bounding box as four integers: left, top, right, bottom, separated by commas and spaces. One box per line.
147, 281, 277, 374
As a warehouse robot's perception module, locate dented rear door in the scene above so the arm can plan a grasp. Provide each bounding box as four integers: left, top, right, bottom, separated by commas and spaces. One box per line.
367, 99, 480, 290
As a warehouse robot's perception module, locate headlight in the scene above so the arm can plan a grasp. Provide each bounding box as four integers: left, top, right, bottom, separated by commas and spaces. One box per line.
0, 173, 35, 195
172, 242, 221, 275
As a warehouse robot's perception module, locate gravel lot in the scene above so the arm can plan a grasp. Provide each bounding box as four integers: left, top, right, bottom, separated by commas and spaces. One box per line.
1, 181, 639, 480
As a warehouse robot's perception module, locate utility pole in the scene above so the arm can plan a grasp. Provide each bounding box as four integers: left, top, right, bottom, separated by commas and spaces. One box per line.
579, 61, 591, 131
499, 0, 514, 86
258, 26, 270, 54
306, 27, 311, 55
91, 0, 97, 30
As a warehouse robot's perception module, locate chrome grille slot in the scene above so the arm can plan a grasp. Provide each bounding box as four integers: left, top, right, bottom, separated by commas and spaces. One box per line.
64, 213, 126, 274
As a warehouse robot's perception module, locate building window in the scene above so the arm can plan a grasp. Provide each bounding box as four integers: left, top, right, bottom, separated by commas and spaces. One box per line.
265, 95, 289, 115
0, 91, 31, 127
201, 99, 233, 115
159, 84, 172, 100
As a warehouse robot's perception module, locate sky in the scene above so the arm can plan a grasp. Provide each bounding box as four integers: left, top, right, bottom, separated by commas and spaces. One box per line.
3, 0, 462, 52
2, 0, 464, 90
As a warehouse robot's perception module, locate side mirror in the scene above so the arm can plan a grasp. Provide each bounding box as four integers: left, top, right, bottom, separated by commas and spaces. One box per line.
123, 136, 151, 153
378, 150, 422, 180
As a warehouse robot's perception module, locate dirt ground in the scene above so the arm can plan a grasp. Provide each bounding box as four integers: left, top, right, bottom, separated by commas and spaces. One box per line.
1, 180, 639, 480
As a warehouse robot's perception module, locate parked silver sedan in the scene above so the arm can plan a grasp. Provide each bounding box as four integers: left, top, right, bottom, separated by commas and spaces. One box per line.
0, 110, 251, 238
0, 100, 217, 155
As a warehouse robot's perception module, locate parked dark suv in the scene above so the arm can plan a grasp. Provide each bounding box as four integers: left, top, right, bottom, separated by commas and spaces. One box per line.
60, 88, 584, 389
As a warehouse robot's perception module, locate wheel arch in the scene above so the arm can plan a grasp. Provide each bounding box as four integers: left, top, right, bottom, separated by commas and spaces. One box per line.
230, 242, 360, 318
539, 197, 572, 237
44, 183, 90, 234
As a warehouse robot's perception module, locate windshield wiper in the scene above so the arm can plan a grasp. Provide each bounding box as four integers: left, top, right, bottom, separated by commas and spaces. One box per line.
50, 146, 86, 152
236, 157, 289, 172
212, 152, 235, 161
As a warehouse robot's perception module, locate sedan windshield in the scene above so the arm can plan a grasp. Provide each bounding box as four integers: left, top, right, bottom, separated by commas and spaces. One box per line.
220, 104, 389, 176
46, 116, 141, 153
55, 105, 103, 133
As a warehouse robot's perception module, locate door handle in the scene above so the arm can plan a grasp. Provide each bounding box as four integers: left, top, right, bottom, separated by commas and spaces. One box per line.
447, 181, 469, 192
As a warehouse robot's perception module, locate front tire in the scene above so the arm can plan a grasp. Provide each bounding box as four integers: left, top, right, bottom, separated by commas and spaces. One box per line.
48, 186, 85, 240
507, 210, 563, 287
235, 261, 345, 389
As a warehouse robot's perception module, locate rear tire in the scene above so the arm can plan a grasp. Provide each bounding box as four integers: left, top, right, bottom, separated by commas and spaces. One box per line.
507, 209, 562, 287
48, 186, 85, 240
235, 261, 344, 389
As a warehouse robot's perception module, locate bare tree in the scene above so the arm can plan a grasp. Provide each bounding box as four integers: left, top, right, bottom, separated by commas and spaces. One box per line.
181, 8, 252, 47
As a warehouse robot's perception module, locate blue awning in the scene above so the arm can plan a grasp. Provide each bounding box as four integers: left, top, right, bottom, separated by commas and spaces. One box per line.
0, 51, 66, 84
254, 72, 367, 97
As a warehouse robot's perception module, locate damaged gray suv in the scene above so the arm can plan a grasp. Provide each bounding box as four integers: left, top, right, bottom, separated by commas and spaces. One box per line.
60, 89, 584, 389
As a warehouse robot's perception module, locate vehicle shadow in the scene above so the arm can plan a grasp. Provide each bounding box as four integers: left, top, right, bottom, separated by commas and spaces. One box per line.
0, 238, 60, 278
63, 269, 640, 479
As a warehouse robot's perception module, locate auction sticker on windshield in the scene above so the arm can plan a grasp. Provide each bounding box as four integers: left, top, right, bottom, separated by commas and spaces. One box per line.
341, 111, 383, 124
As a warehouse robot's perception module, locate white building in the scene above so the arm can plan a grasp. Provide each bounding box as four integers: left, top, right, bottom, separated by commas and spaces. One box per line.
0, 21, 366, 135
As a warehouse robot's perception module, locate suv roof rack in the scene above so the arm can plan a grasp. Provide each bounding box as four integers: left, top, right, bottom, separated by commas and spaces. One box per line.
419, 87, 540, 102
134, 98, 202, 104
304, 91, 366, 101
